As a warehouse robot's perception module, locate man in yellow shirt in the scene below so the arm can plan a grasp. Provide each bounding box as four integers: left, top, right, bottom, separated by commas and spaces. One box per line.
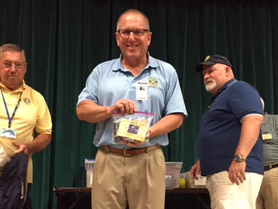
0, 43, 52, 208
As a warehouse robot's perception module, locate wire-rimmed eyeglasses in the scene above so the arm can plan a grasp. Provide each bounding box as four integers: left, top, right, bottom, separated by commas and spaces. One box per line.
1, 61, 27, 70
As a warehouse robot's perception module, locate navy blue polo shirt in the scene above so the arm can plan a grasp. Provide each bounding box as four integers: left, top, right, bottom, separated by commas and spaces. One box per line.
197, 78, 263, 176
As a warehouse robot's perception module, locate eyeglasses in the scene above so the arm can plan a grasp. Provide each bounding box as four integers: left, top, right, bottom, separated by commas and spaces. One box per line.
1, 61, 26, 70
117, 29, 149, 38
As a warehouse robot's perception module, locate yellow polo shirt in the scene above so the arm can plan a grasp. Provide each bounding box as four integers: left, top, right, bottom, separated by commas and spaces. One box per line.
0, 81, 52, 183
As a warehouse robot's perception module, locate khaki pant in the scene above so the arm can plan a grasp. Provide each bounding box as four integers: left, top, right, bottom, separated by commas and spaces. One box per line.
206, 171, 263, 209
91, 148, 165, 209
256, 167, 278, 209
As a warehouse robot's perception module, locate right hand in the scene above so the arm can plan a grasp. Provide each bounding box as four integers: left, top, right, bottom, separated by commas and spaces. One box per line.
12, 142, 32, 156
110, 99, 137, 115
190, 160, 201, 180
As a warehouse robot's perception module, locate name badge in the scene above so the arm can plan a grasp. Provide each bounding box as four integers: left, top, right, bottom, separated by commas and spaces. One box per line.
1, 128, 16, 139
136, 81, 148, 101
262, 133, 272, 140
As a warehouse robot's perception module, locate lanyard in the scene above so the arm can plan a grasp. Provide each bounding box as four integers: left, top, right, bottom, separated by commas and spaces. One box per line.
1, 90, 23, 128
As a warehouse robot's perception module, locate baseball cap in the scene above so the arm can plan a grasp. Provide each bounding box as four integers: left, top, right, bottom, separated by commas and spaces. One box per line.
195, 54, 232, 72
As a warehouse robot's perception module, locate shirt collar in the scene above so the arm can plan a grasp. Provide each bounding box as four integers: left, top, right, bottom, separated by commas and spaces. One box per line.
209, 78, 237, 106
0, 80, 26, 92
112, 52, 158, 73
221, 78, 237, 91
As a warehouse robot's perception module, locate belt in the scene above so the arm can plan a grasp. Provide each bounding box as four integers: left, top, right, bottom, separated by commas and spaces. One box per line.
264, 162, 278, 171
100, 145, 160, 157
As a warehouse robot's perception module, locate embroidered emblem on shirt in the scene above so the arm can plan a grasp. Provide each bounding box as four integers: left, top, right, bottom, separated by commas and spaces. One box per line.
23, 98, 31, 105
148, 78, 158, 87
204, 56, 210, 62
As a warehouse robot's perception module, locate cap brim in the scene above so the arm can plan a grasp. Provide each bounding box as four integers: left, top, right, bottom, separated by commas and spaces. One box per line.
195, 60, 216, 72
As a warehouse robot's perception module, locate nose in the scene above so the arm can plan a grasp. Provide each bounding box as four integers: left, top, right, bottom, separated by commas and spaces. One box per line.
203, 72, 209, 80
10, 63, 17, 71
127, 31, 136, 40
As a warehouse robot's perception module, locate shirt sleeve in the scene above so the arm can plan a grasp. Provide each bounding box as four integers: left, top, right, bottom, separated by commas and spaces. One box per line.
229, 82, 263, 122
164, 67, 188, 118
35, 96, 52, 134
77, 65, 100, 106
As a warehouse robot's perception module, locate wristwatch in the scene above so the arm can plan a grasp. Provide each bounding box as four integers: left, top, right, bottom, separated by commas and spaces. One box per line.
233, 154, 246, 162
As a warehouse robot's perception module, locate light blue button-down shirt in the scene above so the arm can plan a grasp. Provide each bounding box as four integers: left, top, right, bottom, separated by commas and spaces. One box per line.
77, 53, 187, 148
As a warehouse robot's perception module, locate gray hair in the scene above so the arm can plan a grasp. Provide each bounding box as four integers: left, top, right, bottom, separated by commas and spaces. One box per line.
0, 43, 26, 62
116, 9, 150, 31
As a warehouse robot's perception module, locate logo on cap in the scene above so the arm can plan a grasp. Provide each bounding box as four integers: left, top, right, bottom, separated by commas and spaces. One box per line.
204, 56, 210, 62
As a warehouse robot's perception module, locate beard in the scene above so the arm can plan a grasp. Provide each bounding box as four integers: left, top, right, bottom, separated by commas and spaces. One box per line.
204, 79, 217, 93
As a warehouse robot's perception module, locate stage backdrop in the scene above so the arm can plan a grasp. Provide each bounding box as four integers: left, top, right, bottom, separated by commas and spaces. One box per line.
0, 0, 277, 208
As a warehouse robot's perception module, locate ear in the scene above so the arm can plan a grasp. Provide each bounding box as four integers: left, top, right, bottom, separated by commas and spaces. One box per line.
115, 32, 120, 47
147, 32, 152, 46
24, 63, 28, 74
225, 66, 231, 76
225, 66, 235, 78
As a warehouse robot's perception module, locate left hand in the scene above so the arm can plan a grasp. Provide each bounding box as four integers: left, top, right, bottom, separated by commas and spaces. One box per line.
121, 138, 145, 148
12, 142, 32, 156
228, 160, 246, 185
121, 129, 151, 148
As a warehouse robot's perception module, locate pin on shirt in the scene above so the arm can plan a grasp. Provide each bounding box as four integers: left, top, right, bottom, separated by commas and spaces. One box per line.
262, 133, 272, 141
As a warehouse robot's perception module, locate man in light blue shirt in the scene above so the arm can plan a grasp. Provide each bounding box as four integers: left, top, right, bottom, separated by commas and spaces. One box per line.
76, 9, 187, 209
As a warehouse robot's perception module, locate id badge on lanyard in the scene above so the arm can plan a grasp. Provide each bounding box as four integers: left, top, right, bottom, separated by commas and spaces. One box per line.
136, 81, 148, 101
1, 128, 16, 139
0, 90, 22, 139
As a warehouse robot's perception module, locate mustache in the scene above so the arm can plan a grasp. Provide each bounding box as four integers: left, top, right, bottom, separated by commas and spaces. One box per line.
204, 79, 214, 84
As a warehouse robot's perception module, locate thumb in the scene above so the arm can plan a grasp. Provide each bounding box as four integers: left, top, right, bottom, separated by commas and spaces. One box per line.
12, 141, 20, 149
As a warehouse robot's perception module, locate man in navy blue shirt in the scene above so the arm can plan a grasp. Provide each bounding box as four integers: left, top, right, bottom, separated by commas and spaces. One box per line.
190, 55, 263, 209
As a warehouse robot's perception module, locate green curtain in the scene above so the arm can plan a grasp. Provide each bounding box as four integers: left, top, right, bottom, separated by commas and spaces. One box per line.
1, 0, 278, 208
